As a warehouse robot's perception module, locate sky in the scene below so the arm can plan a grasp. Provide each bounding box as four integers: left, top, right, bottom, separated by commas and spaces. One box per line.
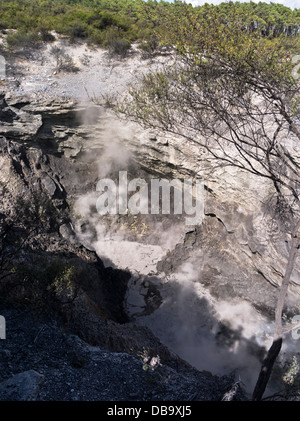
184, 0, 299, 9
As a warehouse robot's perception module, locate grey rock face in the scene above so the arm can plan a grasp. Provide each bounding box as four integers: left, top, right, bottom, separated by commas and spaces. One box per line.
0, 94, 43, 140
0, 84, 298, 397
1, 91, 298, 312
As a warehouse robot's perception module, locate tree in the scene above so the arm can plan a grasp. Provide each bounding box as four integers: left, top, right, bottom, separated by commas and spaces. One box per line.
116, 3, 300, 400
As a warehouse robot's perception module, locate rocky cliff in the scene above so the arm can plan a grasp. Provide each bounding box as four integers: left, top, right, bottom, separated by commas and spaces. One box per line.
0, 37, 299, 399
0, 89, 247, 401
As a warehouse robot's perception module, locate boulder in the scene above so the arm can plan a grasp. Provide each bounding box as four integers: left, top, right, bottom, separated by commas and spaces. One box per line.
0, 370, 44, 401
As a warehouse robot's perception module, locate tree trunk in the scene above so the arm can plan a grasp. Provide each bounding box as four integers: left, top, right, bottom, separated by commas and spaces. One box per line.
252, 224, 299, 401
252, 338, 282, 401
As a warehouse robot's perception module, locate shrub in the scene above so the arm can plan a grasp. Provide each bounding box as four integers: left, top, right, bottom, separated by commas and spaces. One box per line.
50, 46, 79, 72
5, 29, 41, 50
8, 258, 82, 312
103, 26, 131, 57
68, 22, 88, 41
86, 29, 104, 46
108, 37, 131, 57
138, 36, 159, 57
39, 27, 56, 42
90, 12, 117, 31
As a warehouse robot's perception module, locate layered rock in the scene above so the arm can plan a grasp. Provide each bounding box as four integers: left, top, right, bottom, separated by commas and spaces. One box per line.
1, 89, 298, 320
1, 46, 300, 395
0, 92, 180, 366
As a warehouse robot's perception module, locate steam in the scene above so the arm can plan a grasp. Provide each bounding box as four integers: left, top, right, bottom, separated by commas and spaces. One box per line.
73, 104, 188, 270
72, 104, 298, 397
128, 261, 275, 394
96, 135, 133, 180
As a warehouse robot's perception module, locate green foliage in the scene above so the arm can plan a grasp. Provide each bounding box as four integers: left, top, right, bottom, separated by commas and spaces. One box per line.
138, 33, 159, 57
0, 0, 298, 52
68, 22, 89, 41
109, 37, 131, 56
119, 2, 300, 131
5, 29, 42, 50
39, 26, 56, 42
102, 26, 131, 55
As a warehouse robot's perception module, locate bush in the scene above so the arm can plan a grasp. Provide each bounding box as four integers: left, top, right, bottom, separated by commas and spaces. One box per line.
86, 28, 104, 46
103, 26, 131, 57
108, 37, 131, 56
39, 27, 56, 42
68, 22, 88, 41
5, 29, 41, 50
50, 46, 79, 72
8, 258, 83, 311
90, 12, 117, 31
138, 36, 159, 57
